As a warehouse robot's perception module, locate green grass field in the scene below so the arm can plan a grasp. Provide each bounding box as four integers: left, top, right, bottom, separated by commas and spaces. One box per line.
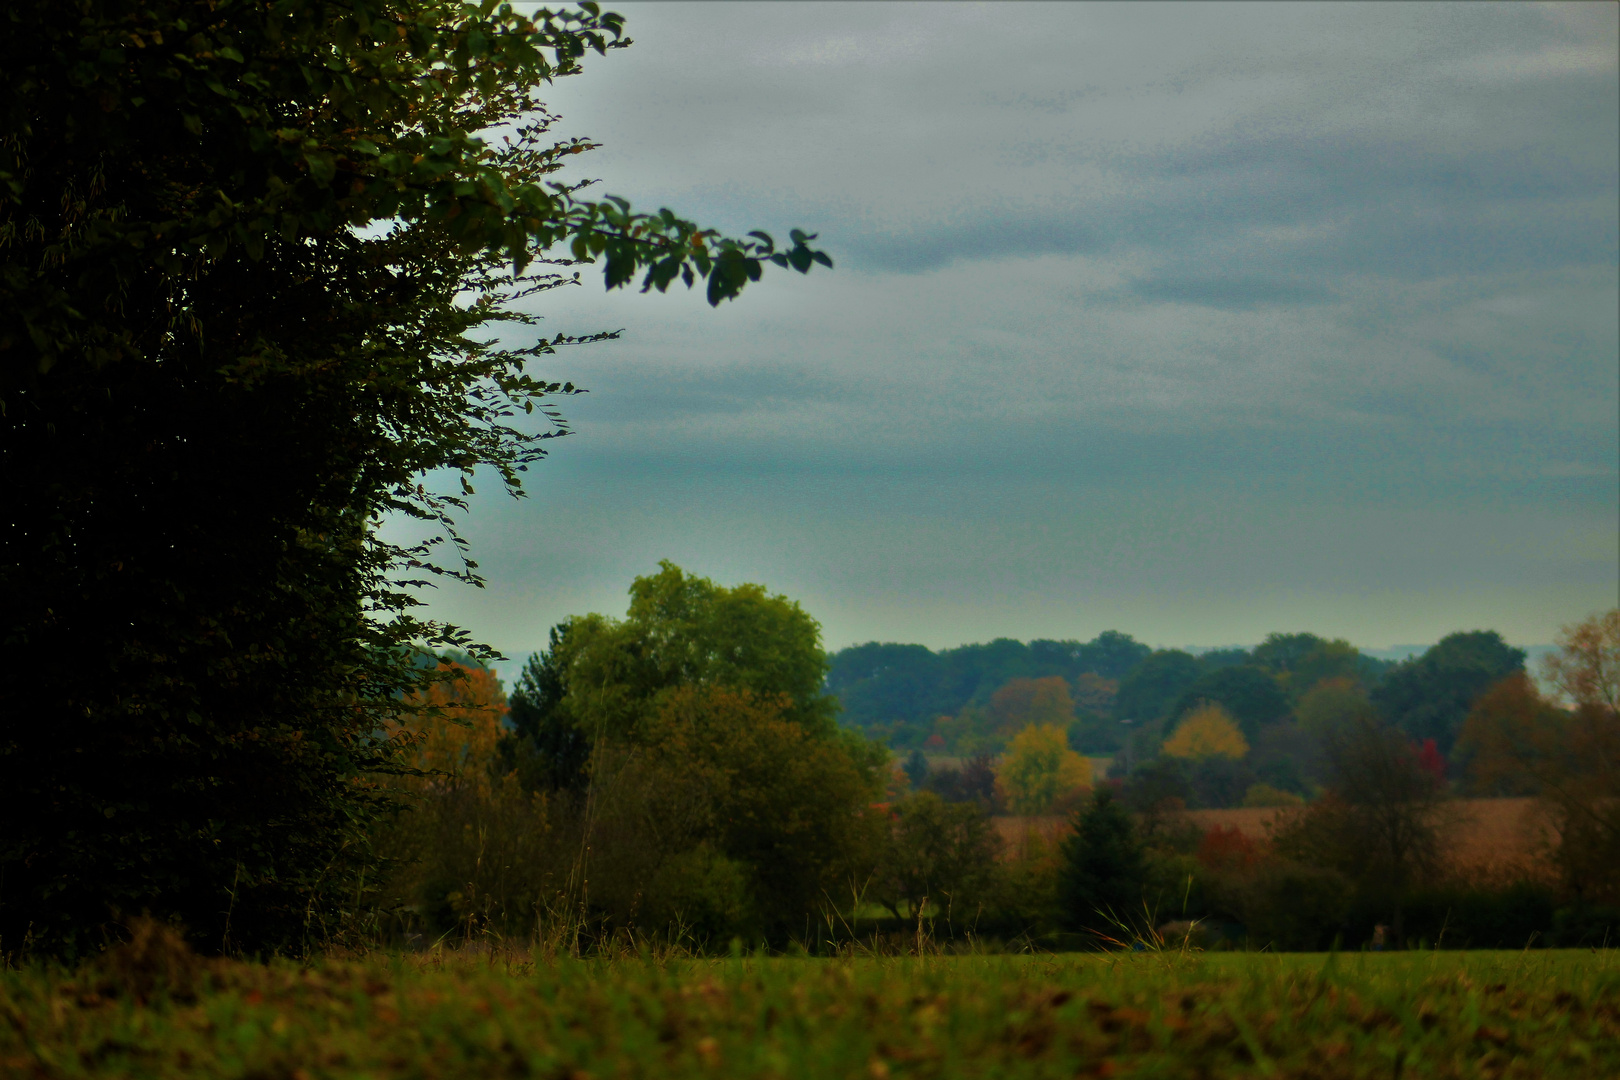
3, 942, 1615, 1079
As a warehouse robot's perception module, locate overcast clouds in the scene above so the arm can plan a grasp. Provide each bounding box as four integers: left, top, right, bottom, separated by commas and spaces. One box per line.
395, 2, 1619, 666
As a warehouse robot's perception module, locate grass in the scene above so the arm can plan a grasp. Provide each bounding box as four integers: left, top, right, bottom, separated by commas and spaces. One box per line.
2, 931, 1616, 1079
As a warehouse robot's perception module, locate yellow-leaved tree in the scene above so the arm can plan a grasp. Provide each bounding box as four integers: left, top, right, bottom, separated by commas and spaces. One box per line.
996, 724, 1091, 815
1162, 703, 1249, 760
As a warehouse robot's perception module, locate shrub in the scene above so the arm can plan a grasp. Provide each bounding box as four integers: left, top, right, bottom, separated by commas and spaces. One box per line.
1234, 862, 1353, 951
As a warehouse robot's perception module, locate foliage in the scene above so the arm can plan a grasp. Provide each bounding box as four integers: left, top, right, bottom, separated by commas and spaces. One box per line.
995, 725, 1092, 815
1058, 788, 1148, 934
989, 676, 1075, 733
1542, 608, 1620, 715
922, 754, 999, 809
0, 0, 830, 957
1161, 704, 1250, 761
826, 632, 1151, 735
1372, 631, 1526, 757
871, 793, 1001, 921
1273, 714, 1452, 940
595, 686, 886, 944
1460, 611, 1620, 903
1251, 633, 1384, 698
505, 561, 845, 791
1168, 666, 1289, 737
1297, 677, 1377, 741
1233, 862, 1354, 951
1113, 650, 1204, 725
389, 664, 509, 789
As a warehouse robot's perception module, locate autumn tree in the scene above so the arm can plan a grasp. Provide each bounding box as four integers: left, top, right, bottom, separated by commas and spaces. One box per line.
1274, 712, 1451, 941
1460, 610, 1620, 901
872, 792, 1001, 921
996, 724, 1091, 815
0, 1, 828, 955
1161, 704, 1250, 761
990, 676, 1075, 734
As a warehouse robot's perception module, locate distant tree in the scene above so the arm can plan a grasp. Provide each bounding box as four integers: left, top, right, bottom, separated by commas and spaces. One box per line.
1161, 704, 1250, 761
872, 793, 1001, 921
1273, 712, 1451, 941
990, 676, 1075, 734
391, 664, 509, 790
1187, 756, 1260, 809
925, 753, 1000, 809
1114, 650, 1204, 724
1296, 678, 1376, 743
1058, 789, 1148, 935
1459, 610, 1620, 901
903, 749, 931, 789
1076, 631, 1154, 681
505, 625, 592, 793
1196, 647, 1251, 670
1542, 609, 1620, 716
1120, 757, 1193, 815
1372, 631, 1525, 757
996, 725, 1092, 815
1252, 633, 1370, 698
506, 562, 846, 776
1072, 673, 1120, 716
1168, 667, 1288, 737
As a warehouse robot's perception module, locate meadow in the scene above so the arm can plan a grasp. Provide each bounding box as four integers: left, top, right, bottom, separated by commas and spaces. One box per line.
3, 929, 1614, 1079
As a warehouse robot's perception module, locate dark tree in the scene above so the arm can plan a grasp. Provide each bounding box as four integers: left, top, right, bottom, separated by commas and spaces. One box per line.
1059, 788, 1148, 936
1372, 631, 1525, 757
0, 0, 827, 956
1168, 665, 1290, 738
1114, 650, 1204, 724
1273, 713, 1451, 943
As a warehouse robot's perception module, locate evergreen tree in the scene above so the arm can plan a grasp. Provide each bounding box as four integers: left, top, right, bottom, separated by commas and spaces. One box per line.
1058, 788, 1147, 935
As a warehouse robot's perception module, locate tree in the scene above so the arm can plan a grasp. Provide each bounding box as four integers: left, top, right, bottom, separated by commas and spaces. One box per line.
872, 792, 1001, 921
1168, 667, 1288, 738
504, 562, 851, 787
1161, 704, 1250, 761
995, 724, 1091, 815
1, 1, 829, 956
1113, 650, 1204, 725
1459, 610, 1620, 901
989, 676, 1075, 734
625, 686, 883, 940
1273, 713, 1450, 941
390, 663, 509, 790
1371, 631, 1524, 757
1058, 788, 1148, 935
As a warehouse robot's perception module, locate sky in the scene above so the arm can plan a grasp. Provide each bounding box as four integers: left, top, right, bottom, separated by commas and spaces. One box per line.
390, 1, 1619, 672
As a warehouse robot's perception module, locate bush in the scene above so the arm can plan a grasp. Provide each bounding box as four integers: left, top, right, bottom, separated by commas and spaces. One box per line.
1233, 862, 1353, 951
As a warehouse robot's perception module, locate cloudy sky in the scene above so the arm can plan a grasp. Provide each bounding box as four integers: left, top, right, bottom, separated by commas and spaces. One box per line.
397, 1, 1618, 667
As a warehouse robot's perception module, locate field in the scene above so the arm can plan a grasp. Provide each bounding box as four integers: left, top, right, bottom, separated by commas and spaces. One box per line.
3, 937, 1615, 1079
994, 799, 1556, 878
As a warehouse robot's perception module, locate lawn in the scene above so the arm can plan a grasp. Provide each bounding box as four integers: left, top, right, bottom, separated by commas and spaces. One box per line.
3, 937, 1615, 1079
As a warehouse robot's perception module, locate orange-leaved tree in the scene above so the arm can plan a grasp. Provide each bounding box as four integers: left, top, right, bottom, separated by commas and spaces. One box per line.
1460, 609, 1620, 900
990, 676, 1075, 734
389, 663, 509, 792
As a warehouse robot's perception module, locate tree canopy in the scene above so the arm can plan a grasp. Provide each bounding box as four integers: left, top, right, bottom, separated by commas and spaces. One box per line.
0, 0, 828, 956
